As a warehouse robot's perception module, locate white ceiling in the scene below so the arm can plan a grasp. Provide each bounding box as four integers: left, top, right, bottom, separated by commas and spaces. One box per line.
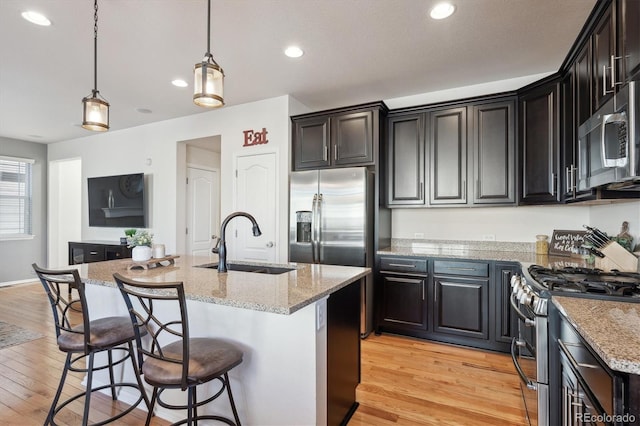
0, 0, 597, 144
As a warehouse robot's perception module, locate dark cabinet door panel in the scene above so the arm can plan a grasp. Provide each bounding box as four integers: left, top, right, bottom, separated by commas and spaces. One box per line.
575, 43, 592, 127
620, 0, 640, 80
429, 107, 467, 205
519, 81, 560, 204
380, 275, 427, 330
293, 116, 330, 170
472, 100, 515, 204
433, 276, 489, 340
332, 111, 374, 166
593, 4, 615, 110
495, 264, 518, 344
387, 114, 424, 205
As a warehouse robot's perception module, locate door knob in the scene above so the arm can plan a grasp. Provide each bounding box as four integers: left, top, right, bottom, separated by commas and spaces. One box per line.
266, 241, 274, 248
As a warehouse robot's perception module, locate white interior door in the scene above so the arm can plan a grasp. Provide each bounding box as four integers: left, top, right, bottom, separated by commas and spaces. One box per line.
186, 167, 219, 257
233, 153, 277, 263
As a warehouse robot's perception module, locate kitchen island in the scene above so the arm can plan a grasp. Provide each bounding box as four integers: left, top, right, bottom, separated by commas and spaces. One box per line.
74, 255, 369, 426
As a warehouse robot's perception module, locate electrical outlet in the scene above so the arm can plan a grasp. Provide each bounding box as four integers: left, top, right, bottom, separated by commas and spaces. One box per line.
316, 301, 326, 330
414, 232, 425, 239
482, 234, 496, 241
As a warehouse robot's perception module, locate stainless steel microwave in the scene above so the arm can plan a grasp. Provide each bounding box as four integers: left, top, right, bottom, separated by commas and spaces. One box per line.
577, 81, 639, 191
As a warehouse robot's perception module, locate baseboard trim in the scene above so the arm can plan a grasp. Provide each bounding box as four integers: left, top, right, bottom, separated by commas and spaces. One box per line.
0, 279, 38, 288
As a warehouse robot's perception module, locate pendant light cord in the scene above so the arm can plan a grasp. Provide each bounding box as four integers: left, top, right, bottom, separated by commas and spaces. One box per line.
206, 0, 211, 56
93, 0, 98, 93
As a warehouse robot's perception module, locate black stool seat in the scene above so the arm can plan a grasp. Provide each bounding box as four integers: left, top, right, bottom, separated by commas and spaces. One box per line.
58, 316, 139, 351
143, 337, 242, 387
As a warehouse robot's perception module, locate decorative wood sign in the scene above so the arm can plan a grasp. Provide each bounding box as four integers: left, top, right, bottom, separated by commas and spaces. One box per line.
549, 230, 587, 257
243, 128, 269, 147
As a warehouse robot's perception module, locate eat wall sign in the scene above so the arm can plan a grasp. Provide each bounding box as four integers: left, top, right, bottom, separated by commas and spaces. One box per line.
243, 128, 268, 147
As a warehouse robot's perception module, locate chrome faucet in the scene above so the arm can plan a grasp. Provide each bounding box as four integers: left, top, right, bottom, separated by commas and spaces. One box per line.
215, 211, 262, 273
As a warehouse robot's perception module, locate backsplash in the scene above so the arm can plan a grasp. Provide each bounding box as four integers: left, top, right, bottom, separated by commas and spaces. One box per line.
391, 201, 640, 248
391, 238, 534, 253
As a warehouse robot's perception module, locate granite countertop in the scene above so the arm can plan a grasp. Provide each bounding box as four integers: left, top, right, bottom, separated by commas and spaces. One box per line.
76, 255, 369, 315
553, 296, 640, 375
378, 239, 593, 268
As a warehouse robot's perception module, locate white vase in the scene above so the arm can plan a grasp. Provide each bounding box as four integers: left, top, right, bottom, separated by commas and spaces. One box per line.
132, 245, 152, 262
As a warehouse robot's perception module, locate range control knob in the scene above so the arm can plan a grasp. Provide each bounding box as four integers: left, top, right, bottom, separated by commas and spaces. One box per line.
519, 289, 533, 306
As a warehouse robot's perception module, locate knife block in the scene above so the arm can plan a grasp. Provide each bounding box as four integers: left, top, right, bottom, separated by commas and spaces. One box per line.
594, 241, 639, 272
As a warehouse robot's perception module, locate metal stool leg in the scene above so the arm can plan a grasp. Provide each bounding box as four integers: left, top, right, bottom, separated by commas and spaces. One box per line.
225, 373, 241, 426
145, 387, 158, 426
107, 350, 117, 400
47, 352, 72, 425
82, 353, 95, 426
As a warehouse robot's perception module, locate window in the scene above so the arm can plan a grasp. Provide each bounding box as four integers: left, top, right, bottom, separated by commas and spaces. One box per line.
0, 156, 34, 237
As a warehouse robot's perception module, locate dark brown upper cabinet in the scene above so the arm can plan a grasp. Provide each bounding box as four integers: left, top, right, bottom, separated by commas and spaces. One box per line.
429, 106, 467, 205
470, 99, 516, 205
518, 78, 561, 205
593, 3, 616, 111
385, 95, 516, 208
618, 0, 640, 81
387, 113, 425, 206
291, 102, 387, 171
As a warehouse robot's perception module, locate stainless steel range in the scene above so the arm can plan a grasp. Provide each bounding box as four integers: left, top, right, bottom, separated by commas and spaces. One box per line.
510, 265, 640, 426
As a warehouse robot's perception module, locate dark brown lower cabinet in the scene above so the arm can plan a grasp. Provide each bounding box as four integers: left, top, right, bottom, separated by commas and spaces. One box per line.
376, 256, 517, 353
432, 275, 489, 341
379, 274, 428, 331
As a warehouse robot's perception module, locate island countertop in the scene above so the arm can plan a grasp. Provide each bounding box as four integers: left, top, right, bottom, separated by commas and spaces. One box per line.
77, 255, 370, 315
553, 296, 640, 375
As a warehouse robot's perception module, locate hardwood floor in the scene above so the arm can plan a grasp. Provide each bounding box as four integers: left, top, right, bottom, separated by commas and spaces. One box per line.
0, 282, 527, 425
352, 333, 528, 425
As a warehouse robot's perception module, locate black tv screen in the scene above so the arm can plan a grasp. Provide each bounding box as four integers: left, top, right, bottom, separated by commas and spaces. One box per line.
88, 173, 146, 227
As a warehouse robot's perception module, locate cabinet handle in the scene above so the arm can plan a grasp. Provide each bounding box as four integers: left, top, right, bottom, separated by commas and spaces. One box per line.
323, 145, 328, 161
420, 182, 424, 200
462, 180, 466, 201
388, 263, 416, 268
89, 251, 98, 255
445, 267, 476, 271
422, 281, 425, 301
334, 145, 338, 161
476, 179, 480, 198
565, 166, 570, 194
552, 173, 557, 196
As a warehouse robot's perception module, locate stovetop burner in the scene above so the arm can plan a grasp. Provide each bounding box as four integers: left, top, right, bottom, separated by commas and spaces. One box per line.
528, 265, 640, 298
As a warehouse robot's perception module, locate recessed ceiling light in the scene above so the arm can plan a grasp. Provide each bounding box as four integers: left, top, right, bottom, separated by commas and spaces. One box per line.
172, 79, 188, 88
21, 11, 51, 26
284, 46, 304, 58
135, 108, 152, 114
430, 2, 455, 20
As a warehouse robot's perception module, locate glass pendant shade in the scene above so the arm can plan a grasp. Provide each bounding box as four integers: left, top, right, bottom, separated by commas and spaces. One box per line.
82, 91, 109, 131
193, 55, 224, 108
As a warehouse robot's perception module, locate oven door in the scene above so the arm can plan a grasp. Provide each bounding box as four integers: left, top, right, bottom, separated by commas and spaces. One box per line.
510, 292, 540, 426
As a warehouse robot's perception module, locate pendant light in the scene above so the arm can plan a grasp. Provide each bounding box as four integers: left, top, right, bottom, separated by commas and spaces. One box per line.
82, 0, 109, 131
193, 0, 225, 108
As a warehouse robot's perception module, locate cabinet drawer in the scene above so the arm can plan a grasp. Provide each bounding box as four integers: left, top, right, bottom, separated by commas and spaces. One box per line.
380, 257, 427, 274
433, 260, 489, 277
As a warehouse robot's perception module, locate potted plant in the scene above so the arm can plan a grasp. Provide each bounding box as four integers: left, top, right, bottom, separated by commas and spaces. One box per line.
122, 228, 137, 244
127, 230, 154, 262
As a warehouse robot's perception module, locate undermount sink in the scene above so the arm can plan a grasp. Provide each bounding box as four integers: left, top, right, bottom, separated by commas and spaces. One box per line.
196, 263, 295, 275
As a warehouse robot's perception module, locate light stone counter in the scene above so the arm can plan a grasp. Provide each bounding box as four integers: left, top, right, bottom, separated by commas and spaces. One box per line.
553, 296, 640, 375
77, 254, 370, 315
378, 239, 592, 268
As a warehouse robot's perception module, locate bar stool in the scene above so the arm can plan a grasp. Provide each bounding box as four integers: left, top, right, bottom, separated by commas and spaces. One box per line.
113, 272, 243, 426
32, 264, 150, 426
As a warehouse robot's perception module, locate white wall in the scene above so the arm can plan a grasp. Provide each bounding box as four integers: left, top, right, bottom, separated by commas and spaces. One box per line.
48, 95, 294, 260
391, 201, 640, 246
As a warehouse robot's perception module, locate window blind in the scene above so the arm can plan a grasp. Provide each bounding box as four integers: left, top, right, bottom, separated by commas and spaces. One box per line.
0, 156, 34, 236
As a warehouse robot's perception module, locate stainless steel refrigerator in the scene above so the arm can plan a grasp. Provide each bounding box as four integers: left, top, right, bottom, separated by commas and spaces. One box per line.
289, 167, 375, 337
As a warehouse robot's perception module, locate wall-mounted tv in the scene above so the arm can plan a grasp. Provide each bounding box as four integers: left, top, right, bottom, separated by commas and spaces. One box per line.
88, 173, 146, 228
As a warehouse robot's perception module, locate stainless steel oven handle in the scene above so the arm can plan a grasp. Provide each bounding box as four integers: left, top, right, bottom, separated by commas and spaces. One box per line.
509, 292, 535, 326
511, 338, 538, 391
